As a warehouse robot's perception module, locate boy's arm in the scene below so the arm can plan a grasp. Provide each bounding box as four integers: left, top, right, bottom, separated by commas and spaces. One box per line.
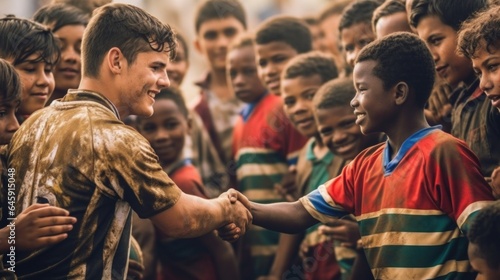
0, 204, 76, 253
150, 191, 252, 239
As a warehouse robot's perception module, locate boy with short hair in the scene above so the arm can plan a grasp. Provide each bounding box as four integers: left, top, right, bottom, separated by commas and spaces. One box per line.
227, 34, 295, 279
224, 32, 495, 280
339, 0, 381, 70
410, 0, 500, 178
7, 3, 251, 279
33, 3, 89, 105
372, 0, 413, 38
266, 52, 346, 280
457, 4, 500, 198
192, 0, 247, 170
0, 16, 59, 121
467, 201, 500, 280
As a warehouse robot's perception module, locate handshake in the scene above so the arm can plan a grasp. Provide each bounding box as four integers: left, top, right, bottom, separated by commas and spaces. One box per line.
217, 189, 253, 242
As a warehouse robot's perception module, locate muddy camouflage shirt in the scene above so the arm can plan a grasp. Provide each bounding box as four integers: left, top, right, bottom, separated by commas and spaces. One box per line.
6, 90, 181, 279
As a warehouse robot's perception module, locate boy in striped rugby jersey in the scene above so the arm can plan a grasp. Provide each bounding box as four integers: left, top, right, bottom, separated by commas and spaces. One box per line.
221, 32, 495, 280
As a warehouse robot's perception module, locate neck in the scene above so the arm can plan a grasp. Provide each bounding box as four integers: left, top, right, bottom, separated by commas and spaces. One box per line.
209, 68, 233, 101
79, 77, 126, 117
312, 135, 329, 159
385, 108, 429, 158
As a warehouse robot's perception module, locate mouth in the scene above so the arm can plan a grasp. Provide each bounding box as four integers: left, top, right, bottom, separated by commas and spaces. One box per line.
31, 92, 49, 99
333, 140, 357, 156
487, 93, 500, 108
435, 65, 448, 77
147, 90, 159, 99
265, 79, 280, 91
294, 117, 315, 129
354, 111, 366, 125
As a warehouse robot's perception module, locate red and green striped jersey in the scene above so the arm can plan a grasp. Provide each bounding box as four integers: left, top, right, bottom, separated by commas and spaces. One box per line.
300, 127, 494, 279
233, 93, 307, 278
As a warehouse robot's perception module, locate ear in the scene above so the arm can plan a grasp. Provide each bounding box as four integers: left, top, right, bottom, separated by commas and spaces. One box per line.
194, 38, 202, 54
393, 82, 409, 106
106, 47, 125, 74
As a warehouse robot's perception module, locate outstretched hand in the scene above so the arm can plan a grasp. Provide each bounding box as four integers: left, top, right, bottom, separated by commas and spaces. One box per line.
11, 204, 77, 251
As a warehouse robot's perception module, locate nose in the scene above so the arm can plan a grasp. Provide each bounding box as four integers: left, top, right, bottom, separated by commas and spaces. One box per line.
159, 71, 171, 88
479, 73, 493, 93
6, 113, 19, 133
332, 129, 347, 144
62, 47, 79, 63
36, 70, 52, 87
155, 127, 170, 143
350, 93, 359, 108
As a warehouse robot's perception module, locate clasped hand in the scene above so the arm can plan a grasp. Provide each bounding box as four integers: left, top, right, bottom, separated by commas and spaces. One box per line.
217, 189, 252, 242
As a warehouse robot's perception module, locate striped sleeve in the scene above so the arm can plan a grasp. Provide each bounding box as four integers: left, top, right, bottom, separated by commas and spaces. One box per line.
299, 184, 349, 223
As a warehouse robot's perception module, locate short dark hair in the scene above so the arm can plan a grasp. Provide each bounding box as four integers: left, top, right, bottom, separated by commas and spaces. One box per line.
194, 0, 247, 34
228, 34, 254, 53
156, 87, 189, 119
356, 32, 435, 108
314, 77, 355, 110
0, 16, 60, 66
255, 16, 312, 54
410, 0, 488, 30
468, 202, 500, 269
33, 3, 89, 33
282, 52, 339, 84
50, 0, 112, 15
318, 0, 352, 23
458, 5, 500, 59
82, 3, 176, 78
0, 58, 21, 104
339, 0, 382, 32
372, 0, 406, 30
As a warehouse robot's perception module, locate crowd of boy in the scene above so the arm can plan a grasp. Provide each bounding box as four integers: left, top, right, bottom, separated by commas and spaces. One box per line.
0, 0, 500, 279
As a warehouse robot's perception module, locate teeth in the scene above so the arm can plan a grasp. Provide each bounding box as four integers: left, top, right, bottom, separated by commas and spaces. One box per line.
148, 92, 155, 98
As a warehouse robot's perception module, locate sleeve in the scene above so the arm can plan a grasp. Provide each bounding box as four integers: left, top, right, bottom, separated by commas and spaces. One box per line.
425, 138, 495, 234
95, 124, 182, 219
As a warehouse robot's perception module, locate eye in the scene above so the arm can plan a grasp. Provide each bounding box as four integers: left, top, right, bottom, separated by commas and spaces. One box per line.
223, 28, 237, 38
429, 36, 443, 46
284, 98, 295, 107
258, 59, 267, 67
0, 111, 6, 118
305, 92, 315, 100
203, 31, 217, 40
487, 63, 499, 72
320, 127, 333, 136
141, 123, 157, 133
229, 69, 237, 79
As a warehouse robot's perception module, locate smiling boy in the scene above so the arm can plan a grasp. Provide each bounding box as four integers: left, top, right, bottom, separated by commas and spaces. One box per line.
223, 32, 495, 280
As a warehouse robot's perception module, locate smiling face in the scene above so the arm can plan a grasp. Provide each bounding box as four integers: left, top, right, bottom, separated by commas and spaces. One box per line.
315, 105, 378, 160
195, 17, 246, 72
53, 24, 85, 92
256, 41, 299, 95
281, 74, 323, 138
138, 98, 188, 167
351, 60, 395, 135
117, 50, 170, 117
227, 46, 267, 103
471, 43, 500, 111
416, 15, 474, 89
340, 22, 376, 68
5, 54, 55, 116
